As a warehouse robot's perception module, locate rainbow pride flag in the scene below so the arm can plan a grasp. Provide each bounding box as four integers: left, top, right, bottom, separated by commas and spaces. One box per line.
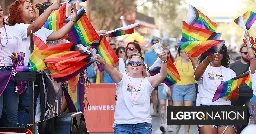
234, 11, 256, 30
106, 23, 140, 37
66, 72, 85, 112
149, 59, 180, 87
179, 40, 224, 58
44, 3, 66, 31
97, 37, 119, 66
187, 5, 217, 32
212, 73, 252, 102
181, 21, 213, 42
28, 36, 48, 71
68, 9, 100, 46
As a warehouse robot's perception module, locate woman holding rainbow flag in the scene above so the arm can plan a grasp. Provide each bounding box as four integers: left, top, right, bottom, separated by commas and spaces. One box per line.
94, 49, 168, 133
195, 43, 237, 134
0, 0, 65, 126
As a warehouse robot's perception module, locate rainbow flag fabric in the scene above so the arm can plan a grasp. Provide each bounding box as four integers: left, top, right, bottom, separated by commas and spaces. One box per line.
234, 11, 256, 30
28, 36, 48, 71
68, 9, 100, 46
181, 21, 213, 42
149, 59, 180, 87
97, 37, 119, 66
44, 3, 66, 31
66, 72, 85, 112
187, 5, 217, 32
106, 23, 140, 37
212, 73, 252, 102
179, 40, 224, 58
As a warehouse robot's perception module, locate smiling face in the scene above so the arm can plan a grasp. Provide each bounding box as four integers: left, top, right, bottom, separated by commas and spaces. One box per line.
127, 56, 145, 76
126, 43, 139, 58
21, 1, 36, 22
211, 45, 225, 66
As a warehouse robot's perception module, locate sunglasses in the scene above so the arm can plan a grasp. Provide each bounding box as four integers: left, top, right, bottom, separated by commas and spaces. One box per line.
127, 61, 144, 67
241, 52, 248, 55
126, 47, 135, 51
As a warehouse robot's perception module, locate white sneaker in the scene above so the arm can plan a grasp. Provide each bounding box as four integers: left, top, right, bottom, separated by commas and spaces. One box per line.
151, 111, 158, 117
167, 125, 180, 133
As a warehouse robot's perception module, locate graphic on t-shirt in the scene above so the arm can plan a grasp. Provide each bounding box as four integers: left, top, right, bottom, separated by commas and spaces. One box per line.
127, 84, 141, 92
208, 73, 224, 81
208, 73, 215, 80
127, 84, 134, 91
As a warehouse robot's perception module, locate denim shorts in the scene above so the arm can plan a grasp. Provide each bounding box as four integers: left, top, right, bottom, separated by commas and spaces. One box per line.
158, 85, 172, 100
172, 84, 196, 102
113, 122, 152, 134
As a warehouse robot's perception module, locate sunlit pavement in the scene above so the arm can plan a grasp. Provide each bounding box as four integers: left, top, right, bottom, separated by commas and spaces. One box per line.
152, 116, 199, 134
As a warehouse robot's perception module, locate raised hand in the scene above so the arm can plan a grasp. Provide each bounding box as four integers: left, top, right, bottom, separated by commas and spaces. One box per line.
70, 3, 78, 22
49, 0, 61, 11
206, 54, 216, 63
94, 54, 106, 65
158, 51, 168, 62
10, 52, 17, 63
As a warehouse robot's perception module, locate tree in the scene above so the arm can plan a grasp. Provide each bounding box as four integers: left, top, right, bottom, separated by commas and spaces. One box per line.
86, 0, 137, 31
138, 0, 185, 38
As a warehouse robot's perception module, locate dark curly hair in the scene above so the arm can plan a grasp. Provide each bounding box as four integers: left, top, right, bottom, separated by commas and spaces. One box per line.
7, 0, 36, 26
199, 44, 230, 68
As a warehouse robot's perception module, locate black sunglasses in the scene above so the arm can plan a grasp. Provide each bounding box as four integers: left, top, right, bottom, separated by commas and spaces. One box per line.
127, 61, 144, 66
241, 52, 248, 55
126, 47, 135, 51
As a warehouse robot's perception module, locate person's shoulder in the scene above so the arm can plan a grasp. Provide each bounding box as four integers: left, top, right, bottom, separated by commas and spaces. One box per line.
145, 49, 153, 54
12, 23, 29, 29
230, 60, 242, 66
223, 66, 236, 74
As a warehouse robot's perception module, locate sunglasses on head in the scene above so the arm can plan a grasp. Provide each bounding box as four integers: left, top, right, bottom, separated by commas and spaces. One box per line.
126, 47, 135, 51
127, 61, 144, 66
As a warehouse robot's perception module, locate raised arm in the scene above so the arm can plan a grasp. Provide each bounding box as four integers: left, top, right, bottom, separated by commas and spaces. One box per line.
94, 54, 122, 83
189, 55, 198, 70
244, 31, 256, 74
27, 0, 61, 36
148, 52, 168, 88
47, 3, 78, 41
194, 54, 215, 81
248, 47, 256, 74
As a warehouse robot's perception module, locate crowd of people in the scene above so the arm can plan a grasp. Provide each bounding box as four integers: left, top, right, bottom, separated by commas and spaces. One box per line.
88, 34, 256, 134
1, 0, 256, 134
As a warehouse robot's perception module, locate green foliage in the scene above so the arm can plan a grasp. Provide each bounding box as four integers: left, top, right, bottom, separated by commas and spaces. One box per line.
88, 0, 135, 30
139, 0, 185, 37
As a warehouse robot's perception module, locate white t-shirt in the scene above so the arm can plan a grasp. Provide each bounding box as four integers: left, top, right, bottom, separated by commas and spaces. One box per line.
251, 72, 256, 96
241, 124, 256, 134
114, 73, 154, 124
199, 65, 236, 105
118, 58, 126, 73
21, 27, 53, 66
0, 24, 28, 66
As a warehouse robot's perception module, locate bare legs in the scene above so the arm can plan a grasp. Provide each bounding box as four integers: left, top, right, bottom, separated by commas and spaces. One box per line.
152, 89, 158, 116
